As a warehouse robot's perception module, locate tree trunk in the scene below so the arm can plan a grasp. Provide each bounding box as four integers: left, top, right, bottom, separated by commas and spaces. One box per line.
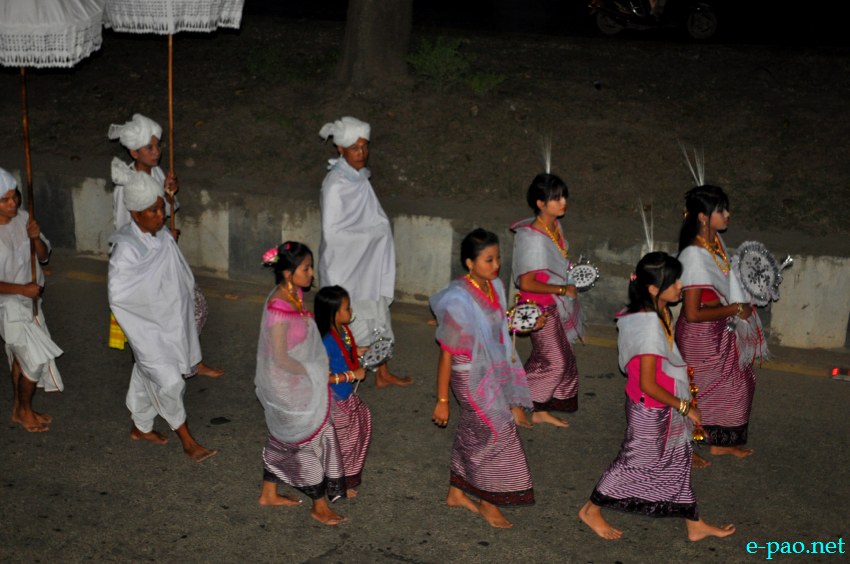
337, 0, 413, 87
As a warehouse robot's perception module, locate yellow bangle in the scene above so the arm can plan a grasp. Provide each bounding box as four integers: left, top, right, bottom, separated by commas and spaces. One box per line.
438, 397, 449, 403
334, 375, 339, 385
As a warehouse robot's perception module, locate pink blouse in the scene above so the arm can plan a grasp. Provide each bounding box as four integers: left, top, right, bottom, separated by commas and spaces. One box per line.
624, 354, 676, 408
517, 270, 556, 307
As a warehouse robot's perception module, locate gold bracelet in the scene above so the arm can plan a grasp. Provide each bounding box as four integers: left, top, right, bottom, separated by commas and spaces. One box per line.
334, 375, 339, 385
736, 303, 744, 317
559, 285, 566, 296
438, 397, 449, 403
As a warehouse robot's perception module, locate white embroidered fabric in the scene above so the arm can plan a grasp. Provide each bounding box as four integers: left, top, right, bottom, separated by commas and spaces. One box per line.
104, 0, 244, 34
0, 0, 104, 68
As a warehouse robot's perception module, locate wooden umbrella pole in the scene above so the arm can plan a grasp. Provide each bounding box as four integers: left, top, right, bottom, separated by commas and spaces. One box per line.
168, 34, 176, 234
20, 67, 38, 316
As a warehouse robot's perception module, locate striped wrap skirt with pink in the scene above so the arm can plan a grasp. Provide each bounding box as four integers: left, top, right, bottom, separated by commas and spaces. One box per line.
676, 316, 756, 446
262, 421, 346, 501
524, 304, 579, 412
333, 393, 373, 490
449, 353, 534, 507
591, 398, 698, 520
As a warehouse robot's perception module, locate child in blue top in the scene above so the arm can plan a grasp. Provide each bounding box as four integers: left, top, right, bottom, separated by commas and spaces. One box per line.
315, 285, 371, 497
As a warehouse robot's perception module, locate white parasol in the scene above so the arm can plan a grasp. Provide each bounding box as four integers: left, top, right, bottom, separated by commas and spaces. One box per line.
0, 0, 105, 314
103, 0, 244, 233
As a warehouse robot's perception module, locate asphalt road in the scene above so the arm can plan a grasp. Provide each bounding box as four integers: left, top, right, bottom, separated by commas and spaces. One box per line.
1, 250, 848, 563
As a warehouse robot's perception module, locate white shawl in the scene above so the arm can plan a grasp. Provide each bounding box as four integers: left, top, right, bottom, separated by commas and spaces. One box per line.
510, 217, 583, 342
617, 310, 692, 445
255, 293, 330, 443
678, 235, 767, 367
318, 157, 395, 302
108, 222, 200, 382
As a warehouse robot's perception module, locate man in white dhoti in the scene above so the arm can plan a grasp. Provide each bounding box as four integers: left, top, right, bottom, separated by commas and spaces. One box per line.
0, 168, 63, 432
318, 116, 411, 388
108, 169, 217, 462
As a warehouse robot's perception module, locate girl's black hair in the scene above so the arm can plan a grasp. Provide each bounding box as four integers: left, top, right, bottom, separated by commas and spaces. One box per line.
626, 252, 683, 333
314, 285, 349, 337
266, 241, 313, 285
678, 184, 730, 252
460, 228, 499, 269
526, 173, 569, 215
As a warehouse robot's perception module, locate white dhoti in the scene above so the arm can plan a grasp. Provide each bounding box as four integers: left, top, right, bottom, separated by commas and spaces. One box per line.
1, 300, 63, 391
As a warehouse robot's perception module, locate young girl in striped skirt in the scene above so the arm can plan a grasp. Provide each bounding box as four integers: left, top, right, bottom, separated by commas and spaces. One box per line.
510, 173, 582, 427
315, 285, 371, 498
256, 242, 347, 526
676, 185, 756, 462
579, 252, 735, 541
430, 228, 535, 529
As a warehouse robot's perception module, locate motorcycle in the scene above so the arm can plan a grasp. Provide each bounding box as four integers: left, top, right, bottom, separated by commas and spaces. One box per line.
588, 0, 718, 40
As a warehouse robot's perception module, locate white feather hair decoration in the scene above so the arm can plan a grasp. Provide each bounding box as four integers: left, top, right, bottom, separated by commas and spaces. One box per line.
541, 135, 552, 174
680, 142, 705, 186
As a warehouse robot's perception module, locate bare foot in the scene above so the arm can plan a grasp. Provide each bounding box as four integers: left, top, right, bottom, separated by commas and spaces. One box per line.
479, 501, 512, 529
686, 518, 736, 541
184, 443, 218, 462
346, 488, 359, 499
259, 493, 302, 506
32, 410, 53, 424
258, 482, 302, 506
375, 366, 414, 388
710, 445, 754, 458
311, 499, 347, 526
130, 426, 169, 444
446, 486, 480, 514
692, 451, 711, 468
579, 501, 623, 540
532, 411, 569, 428
196, 362, 225, 378
512, 406, 533, 429
11, 411, 49, 433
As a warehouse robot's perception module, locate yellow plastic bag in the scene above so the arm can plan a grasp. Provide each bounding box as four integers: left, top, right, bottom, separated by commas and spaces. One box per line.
109, 313, 127, 350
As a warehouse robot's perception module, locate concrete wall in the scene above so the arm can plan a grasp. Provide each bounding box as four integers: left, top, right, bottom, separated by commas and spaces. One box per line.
21, 170, 850, 350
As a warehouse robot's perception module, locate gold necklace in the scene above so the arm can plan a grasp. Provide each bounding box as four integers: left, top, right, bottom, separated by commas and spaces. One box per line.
537, 218, 568, 259
340, 325, 352, 348
659, 307, 673, 350
283, 284, 304, 313
695, 234, 729, 275
465, 273, 495, 302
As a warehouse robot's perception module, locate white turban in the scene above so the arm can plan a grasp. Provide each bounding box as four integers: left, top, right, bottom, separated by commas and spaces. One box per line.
319, 116, 370, 148
0, 167, 17, 192
111, 157, 164, 212
107, 113, 162, 151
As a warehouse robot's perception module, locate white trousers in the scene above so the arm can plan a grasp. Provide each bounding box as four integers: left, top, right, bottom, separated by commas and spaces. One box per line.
126, 363, 186, 432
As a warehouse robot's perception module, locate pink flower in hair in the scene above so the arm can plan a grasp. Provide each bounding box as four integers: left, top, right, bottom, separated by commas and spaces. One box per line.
262, 247, 279, 265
